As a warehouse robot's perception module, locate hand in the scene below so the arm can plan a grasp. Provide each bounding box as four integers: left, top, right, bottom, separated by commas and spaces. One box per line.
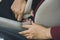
11, 0, 26, 21
19, 22, 52, 39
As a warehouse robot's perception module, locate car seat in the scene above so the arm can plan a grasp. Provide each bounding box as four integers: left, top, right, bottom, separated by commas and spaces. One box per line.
0, 0, 60, 40
35, 0, 60, 27
0, 0, 60, 35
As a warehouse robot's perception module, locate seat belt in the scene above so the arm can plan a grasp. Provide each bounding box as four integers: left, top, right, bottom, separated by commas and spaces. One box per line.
0, 0, 33, 31
0, 17, 32, 31
23, 0, 33, 18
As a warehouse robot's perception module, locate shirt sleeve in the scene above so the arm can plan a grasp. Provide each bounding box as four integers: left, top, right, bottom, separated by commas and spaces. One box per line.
51, 26, 60, 40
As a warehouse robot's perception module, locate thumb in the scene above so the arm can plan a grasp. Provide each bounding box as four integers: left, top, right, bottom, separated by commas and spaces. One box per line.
31, 21, 35, 25
17, 14, 22, 21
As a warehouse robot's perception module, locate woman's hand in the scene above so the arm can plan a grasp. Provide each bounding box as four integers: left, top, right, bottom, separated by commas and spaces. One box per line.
11, 0, 26, 21
19, 22, 52, 39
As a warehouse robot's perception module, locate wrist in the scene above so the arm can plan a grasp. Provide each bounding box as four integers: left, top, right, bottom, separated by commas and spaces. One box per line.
46, 28, 52, 39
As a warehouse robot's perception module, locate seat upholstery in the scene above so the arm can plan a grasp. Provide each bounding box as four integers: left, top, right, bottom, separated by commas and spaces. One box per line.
35, 0, 60, 27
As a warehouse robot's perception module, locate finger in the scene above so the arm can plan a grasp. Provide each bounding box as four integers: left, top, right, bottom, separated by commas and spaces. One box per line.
19, 30, 30, 35
15, 14, 18, 18
24, 34, 33, 38
31, 21, 35, 25
12, 9, 18, 19
22, 25, 32, 29
24, 34, 30, 37
17, 9, 23, 21
26, 36, 33, 39
17, 14, 22, 21
30, 10, 34, 17
14, 11, 22, 21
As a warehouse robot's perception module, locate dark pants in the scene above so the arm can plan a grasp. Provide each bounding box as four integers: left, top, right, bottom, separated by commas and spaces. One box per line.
0, 0, 16, 20
0, 0, 27, 40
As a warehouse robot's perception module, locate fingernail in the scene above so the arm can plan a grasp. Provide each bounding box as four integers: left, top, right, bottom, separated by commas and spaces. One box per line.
18, 32, 22, 34
17, 18, 21, 21
17, 19, 19, 21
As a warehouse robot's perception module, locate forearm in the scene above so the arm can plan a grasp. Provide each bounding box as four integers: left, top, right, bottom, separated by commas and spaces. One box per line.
46, 28, 52, 39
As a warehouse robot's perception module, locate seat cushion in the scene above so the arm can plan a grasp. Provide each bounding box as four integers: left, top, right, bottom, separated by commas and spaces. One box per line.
35, 0, 60, 27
